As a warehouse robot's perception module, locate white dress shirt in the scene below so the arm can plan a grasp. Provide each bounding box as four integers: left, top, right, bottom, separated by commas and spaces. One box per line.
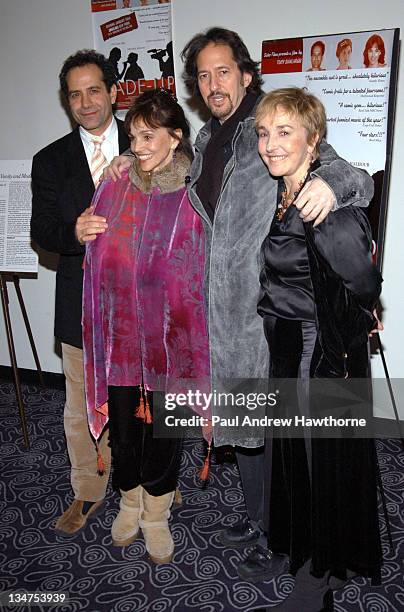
79, 117, 120, 168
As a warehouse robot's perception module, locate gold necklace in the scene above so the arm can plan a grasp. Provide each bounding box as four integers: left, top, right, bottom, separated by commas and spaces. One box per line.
276, 171, 309, 221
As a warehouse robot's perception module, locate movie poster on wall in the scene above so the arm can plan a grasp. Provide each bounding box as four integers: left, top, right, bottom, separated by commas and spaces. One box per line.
91, 0, 174, 117
261, 29, 399, 269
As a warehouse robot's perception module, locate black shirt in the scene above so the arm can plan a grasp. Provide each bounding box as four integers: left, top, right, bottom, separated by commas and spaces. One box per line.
258, 181, 316, 322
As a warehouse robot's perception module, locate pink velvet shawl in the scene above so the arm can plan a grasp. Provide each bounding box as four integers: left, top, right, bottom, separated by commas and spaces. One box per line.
82, 169, 210, 441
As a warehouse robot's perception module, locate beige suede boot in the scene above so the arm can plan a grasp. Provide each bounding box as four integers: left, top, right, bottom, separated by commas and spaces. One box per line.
139, 489, 175, 564
111, 486, 141, 546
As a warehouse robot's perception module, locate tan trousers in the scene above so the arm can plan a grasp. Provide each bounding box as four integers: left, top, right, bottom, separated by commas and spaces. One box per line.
62, 343, 111, 501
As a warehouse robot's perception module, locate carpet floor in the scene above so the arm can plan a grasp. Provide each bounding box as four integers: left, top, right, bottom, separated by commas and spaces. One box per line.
0, 381, 403, 611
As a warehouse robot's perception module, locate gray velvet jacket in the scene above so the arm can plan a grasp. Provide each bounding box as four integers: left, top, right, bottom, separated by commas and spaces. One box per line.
187, 103, 374, 447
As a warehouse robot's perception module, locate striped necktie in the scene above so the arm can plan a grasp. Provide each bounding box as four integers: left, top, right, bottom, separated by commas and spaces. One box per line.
90, 135, 107, 187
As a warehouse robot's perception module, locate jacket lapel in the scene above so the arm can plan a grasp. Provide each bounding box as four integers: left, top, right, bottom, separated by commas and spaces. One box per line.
68, 128, 95, 214
117, 118, 130, 153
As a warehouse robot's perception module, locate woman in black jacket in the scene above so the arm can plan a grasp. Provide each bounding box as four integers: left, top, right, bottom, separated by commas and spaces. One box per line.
255, 87, 382, 611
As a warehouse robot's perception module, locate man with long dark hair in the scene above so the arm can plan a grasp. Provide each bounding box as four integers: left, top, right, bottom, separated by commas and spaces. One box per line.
181, 27, 374, 583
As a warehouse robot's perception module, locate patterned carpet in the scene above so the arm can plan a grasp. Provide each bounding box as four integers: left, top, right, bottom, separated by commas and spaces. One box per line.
0, 380, 403, 612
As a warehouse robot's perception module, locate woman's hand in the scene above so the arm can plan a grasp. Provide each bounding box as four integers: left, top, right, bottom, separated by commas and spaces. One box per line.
101, 154, 132, 182
294, 177, 335, 226
369, 308, 384, 337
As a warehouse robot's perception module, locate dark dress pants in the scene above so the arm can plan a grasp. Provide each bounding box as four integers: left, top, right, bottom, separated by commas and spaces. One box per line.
235, 445, 267, 546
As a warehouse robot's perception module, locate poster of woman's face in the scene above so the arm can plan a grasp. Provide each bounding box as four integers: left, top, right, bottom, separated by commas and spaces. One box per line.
363, 34, 387, 68
336, 38, 352, 70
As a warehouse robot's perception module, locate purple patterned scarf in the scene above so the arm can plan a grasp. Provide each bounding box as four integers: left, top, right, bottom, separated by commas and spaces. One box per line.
83, 155, 210, 440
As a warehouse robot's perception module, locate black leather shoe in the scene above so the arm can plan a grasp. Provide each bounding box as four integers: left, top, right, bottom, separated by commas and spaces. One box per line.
237, 545, 289, 583
218, 519, 261, 548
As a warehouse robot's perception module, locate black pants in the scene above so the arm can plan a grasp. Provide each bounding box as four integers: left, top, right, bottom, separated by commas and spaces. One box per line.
108, 386, 182, 496
235, 446, 267, 547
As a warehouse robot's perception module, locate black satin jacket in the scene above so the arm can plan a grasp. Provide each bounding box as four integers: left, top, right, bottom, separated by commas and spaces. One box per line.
304, 205, 382, 377
259, 175, 382, 378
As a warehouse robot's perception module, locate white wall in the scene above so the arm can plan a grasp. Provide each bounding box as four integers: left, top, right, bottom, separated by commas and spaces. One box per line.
0, 0, 403, 403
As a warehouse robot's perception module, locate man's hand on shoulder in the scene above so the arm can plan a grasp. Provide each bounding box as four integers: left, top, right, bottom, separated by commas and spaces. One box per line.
294, 177, 336, 227
75, 206, 108, 245
101, 154, 132, 182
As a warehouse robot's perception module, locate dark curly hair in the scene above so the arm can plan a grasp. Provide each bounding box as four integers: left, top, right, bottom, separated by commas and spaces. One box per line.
181, 27, 263, 99
59, 49, 117, 98
124, 88, 194, 161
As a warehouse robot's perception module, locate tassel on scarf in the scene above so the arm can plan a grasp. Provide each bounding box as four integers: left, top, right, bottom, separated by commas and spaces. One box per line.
136, 386, 153, 424
199, 443, 212, 482
95, 441, 105, 476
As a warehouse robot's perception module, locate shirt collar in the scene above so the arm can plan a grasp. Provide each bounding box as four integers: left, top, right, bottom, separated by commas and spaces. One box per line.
79, 116, 117, 145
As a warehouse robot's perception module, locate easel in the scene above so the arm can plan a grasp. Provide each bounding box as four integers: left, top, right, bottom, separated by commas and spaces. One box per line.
0, 272, 44, 449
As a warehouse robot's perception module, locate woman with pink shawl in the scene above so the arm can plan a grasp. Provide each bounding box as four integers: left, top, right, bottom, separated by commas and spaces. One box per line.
82, 89, 210, 563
